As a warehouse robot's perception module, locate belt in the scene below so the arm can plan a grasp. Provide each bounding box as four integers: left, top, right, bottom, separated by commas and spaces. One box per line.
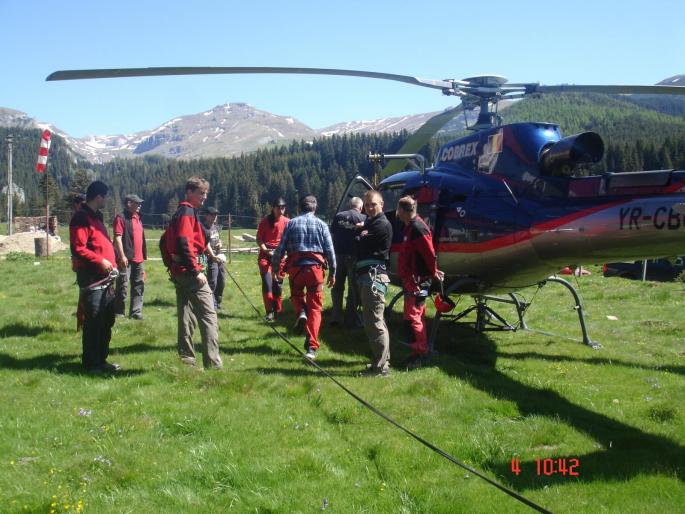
355, 259, 384, 270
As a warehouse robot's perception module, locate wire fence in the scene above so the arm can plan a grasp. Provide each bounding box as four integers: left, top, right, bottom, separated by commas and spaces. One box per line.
2, 210, 263, 230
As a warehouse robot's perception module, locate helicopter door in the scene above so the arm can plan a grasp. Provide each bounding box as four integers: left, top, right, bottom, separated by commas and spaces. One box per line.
335, 175, 373, 215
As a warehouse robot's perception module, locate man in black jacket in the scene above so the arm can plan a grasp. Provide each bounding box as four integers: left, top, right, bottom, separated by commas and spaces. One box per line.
113, 194, 147, 320
355, 190, 392, 377
330, 196, 366, 326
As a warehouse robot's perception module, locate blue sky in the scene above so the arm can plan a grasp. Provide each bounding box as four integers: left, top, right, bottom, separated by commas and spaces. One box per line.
2, 0, 683, 137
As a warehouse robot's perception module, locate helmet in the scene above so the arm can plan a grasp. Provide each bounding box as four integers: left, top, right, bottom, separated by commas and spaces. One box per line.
433, 293, 456, 313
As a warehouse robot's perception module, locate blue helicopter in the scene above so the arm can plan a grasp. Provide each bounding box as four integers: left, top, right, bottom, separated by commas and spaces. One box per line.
47, 68, 685, 347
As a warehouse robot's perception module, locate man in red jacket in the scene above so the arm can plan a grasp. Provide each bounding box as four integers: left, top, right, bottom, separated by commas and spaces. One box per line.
113, 194, 147, 320
165, 177, 222, 369
396, 196, 444, 369
69, 180, 120, 373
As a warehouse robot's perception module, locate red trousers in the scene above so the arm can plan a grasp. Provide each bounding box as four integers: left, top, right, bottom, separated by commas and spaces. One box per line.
258, 258, 283, 314
403, 294, 428, 355
288, 264, 324, 350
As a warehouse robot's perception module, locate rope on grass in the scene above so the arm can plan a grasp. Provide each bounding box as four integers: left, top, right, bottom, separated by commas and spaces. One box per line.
226, 269, 554, 514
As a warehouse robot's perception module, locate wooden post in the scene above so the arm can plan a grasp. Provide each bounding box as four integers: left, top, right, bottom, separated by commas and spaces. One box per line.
45, 177, 50, 257
228, 213, 232, 264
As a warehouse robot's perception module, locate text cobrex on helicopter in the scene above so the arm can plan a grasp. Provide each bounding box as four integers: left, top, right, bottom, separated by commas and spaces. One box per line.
439, 141, 479, 162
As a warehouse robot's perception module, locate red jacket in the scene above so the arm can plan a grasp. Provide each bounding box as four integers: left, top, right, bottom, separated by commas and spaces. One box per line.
398, 216, 437, 291
256, 214, 289, 260
166, 201, 206, 277
70, 204, 117, 275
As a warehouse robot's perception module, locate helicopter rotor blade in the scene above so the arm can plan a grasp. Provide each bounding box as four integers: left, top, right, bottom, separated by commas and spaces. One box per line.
381, 105, 464, 177
46, 66, 454, 91
510, 83, 685, 96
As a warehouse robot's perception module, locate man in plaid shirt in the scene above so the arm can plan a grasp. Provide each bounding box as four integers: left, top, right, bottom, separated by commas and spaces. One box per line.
272, 195, 336, 360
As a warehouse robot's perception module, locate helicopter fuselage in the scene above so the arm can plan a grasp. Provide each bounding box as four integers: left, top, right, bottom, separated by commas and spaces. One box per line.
369, 122, 685, 294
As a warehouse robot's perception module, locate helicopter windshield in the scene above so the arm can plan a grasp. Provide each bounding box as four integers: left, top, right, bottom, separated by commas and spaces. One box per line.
380, 182, 406, 216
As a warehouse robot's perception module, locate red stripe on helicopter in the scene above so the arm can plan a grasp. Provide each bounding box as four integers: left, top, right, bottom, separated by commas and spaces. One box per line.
422, 199, 627, 254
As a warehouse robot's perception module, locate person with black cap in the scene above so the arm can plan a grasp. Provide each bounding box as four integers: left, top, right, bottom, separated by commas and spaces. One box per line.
201, 206, 226, 310
69, 180, 120, 373
271, 195, 336, 360
113, 193, 147, 320
256, 198, 289, 321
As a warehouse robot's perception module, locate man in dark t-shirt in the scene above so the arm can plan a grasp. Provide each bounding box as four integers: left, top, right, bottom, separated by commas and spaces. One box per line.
355, 190, 392, 377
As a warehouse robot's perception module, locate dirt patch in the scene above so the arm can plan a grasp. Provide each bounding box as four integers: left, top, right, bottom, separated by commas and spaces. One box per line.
0, 231, 67, 256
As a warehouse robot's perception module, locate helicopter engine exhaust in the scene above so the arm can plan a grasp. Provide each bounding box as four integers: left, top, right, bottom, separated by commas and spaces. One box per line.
539, 131, 604, 176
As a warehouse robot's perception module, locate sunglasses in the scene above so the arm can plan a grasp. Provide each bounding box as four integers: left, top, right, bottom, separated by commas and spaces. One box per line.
276, 204, 287, 208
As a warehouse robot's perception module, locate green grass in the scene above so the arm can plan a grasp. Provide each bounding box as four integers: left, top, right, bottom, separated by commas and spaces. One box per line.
0, 249, 683, 513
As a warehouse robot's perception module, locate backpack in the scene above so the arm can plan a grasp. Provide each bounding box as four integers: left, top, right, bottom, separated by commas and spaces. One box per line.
159, 228, 173, 271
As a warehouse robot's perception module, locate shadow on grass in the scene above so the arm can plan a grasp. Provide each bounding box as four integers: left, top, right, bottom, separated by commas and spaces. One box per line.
0, 351, 146, 377
497, 350, 685, 376
110, 343, 176, 355
222, 343, 290, 357
0, 322, 55, 338
430, 327, 685, 488
144, 297, 175, 308
246, 365, 360, 378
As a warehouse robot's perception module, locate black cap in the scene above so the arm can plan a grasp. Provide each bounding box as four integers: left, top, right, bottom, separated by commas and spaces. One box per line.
204, 206, 219, 215
125, 194, 144, 203
73, 193, 86, 203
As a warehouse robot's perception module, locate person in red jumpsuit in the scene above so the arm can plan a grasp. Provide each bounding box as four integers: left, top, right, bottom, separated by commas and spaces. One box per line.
396, 195, 444, 369
256, 198, 289, 321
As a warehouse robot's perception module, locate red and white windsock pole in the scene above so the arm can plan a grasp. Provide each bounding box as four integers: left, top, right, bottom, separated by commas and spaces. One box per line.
36, 129, 52, 256
36, 129, 52, 173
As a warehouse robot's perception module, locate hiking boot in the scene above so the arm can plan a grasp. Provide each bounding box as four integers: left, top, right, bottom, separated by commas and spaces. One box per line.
264, 311, 275, 322
360, 365, 389, 378
293, 310, 307, 333
180, 356, 197, 367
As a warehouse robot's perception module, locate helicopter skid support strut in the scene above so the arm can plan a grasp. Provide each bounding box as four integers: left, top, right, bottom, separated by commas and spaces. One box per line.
426, 277, 601, 351
541, 276, 601, 350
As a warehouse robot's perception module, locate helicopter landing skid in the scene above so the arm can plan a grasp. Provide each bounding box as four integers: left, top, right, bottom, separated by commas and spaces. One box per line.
534, 276, 602, 350
426, 276, 601, 352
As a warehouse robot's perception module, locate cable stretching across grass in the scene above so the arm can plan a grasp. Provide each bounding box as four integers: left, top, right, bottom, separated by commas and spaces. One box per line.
226, 269, 553, 514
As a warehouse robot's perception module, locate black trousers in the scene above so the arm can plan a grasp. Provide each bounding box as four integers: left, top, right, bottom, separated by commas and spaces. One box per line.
77, 270, 116, 368
207, 261, 226, 307
114, 261, 145, 317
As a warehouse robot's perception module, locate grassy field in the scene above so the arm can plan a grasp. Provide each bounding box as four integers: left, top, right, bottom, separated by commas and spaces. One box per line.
0, 243, 683, 513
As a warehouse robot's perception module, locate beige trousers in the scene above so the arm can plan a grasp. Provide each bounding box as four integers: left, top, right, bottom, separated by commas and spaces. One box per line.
357, 272, 390, 371
174, 274, 222, 369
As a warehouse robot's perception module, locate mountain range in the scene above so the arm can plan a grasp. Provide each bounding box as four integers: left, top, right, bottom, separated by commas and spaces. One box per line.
0, 103, 468, 164
2, 73, 684, 164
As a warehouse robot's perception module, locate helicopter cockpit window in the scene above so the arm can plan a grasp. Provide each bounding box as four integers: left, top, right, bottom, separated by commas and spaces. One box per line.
380, 184, 405, 215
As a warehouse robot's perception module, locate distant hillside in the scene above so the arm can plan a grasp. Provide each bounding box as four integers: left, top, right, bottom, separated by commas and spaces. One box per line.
619, 95, 685, 118
503, 93, 685, 136
3, 92, 685, 221
0, 126, 82, 217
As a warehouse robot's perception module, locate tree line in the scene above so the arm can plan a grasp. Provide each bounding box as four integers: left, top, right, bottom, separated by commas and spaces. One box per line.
1, 93, 685, 227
